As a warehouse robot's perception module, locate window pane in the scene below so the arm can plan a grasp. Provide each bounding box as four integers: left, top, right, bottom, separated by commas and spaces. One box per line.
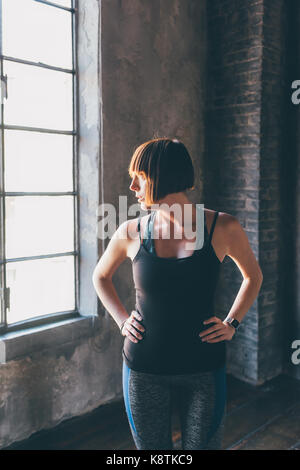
2, 0, 72, 70
5, 196, 75, 258
6, 256, 75, 324
4, 130, 73, 192
4, 61, 73, 130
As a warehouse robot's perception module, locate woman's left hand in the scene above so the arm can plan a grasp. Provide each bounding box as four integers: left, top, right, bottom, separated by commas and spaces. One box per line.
199, 316, 235, 343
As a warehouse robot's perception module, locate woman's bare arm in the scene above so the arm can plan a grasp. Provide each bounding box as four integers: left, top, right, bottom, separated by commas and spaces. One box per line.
92, 221, 130, 329
222, 213, 263, 322
200, 213, 263, 343
92, 219, 145, 342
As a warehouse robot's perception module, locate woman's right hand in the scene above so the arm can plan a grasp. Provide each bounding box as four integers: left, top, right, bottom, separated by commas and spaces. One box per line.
121, 310, 145, 343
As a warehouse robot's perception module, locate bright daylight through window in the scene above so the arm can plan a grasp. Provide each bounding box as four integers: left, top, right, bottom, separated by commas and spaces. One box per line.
0, 0, 78, 331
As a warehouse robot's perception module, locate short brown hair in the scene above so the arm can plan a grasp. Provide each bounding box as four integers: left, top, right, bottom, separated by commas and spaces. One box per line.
128, 137, 195, 206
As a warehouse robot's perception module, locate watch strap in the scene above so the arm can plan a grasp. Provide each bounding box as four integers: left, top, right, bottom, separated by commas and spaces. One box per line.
225, 318, 240, 330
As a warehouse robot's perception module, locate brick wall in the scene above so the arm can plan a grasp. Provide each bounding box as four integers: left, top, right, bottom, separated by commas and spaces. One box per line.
259, 0, 288, 382
205, 0, 295, 384
284, 0, 300, 381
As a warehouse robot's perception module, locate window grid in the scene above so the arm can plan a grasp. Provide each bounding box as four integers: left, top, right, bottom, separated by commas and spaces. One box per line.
0, 0, 79, 333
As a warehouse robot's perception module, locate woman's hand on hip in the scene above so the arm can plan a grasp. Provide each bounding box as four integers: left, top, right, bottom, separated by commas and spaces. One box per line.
121, 310, 145, 343
199, 316, 235, 343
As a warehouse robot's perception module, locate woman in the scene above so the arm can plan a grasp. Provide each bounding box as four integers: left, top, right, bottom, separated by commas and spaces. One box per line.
92, 138, 263, 450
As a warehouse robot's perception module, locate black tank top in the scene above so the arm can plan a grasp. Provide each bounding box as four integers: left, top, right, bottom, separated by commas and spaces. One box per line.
122, 207, 226, 375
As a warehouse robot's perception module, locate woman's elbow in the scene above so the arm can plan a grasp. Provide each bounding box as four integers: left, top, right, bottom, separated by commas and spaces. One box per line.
255, 268, 263, 289
92, 270, 111, 284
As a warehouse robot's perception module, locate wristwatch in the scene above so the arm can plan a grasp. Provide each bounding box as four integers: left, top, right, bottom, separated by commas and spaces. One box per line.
225, 318, 240, 330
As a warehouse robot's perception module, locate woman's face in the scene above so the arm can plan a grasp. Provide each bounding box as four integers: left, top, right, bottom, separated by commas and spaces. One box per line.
129, 172, 148, 207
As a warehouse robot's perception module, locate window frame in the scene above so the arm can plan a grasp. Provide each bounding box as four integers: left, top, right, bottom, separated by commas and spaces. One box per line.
0, 0, 80, 334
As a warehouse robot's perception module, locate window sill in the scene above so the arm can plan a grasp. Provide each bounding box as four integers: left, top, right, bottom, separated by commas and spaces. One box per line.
0, 314, 100, 364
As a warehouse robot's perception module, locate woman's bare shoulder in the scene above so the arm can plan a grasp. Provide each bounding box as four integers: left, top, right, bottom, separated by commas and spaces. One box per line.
217, 211, 240, 230
205, 208, 237, 228
207, 210, 244, 247
204, 209, 240, 262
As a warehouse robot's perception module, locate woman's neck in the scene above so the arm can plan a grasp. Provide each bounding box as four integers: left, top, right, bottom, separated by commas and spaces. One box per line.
152, 192, 199, 235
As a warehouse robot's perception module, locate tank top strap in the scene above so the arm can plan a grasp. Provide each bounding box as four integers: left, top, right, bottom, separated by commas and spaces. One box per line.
208, 211, 219, 245
137, 216, 141, 242
147, 211, 156, 254
142, 212, 155, 253
149, 211, 157, 254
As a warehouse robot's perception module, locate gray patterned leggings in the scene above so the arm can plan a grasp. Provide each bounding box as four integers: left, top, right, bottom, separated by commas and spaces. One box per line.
122, 360, 227, 450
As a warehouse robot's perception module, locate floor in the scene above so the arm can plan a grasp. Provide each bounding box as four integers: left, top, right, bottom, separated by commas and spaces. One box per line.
4, 373, 300, 450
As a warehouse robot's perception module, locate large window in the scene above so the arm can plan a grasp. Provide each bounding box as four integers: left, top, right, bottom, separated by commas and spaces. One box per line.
0, 0, 79, 332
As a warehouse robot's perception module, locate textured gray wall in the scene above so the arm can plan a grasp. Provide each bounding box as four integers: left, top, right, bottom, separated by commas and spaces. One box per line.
100, 0, 207, 352
0, 329, 124, 448
101, 0, 206, 207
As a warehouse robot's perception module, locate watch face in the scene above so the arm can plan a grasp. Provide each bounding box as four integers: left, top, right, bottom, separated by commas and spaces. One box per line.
231, 319, 239, 329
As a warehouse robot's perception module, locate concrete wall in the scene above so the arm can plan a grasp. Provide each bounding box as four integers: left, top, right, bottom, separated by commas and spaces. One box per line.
100, 0, 207, 382
0, 0, 208, 448
0, 321, 123, 448
101, 0, 207, 220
